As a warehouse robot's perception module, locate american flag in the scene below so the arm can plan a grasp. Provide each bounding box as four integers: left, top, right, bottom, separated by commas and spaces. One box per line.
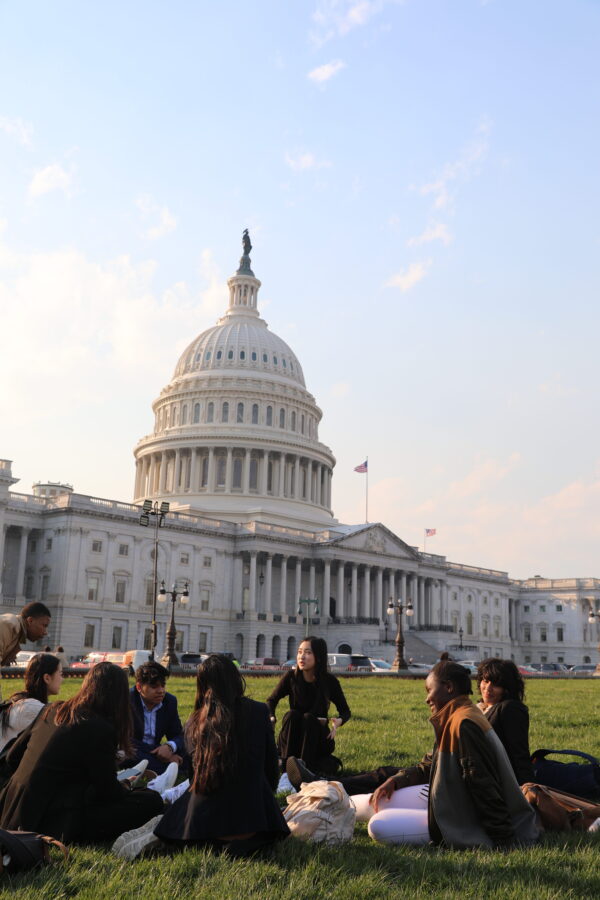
354, 460, 368, 473
425, 528, 436, 537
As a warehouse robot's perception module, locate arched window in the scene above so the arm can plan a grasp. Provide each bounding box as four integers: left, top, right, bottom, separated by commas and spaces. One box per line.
291, 411, 296, 431
287, 636, 296, 659
207, 402, 214, 423
279, 408, 285, 428
216, 349, 222, 360
235, 633, 244, 661
205, 350, 211, 361
233, 457, 242, 489
273, 355, 278, 365
282, 358, 287, 368
256, 634, 266, 656
201, 456, 209, 487
240, 350, 246, 360
193, 403, 200, 423
228, 349, 234, 360
181, 404, 188, 425
262, 353, 268, 363
466, 611, 474, 635
266, 406, 273, 426
222, 402, 229, 423
251, 351, 257, 361
252, 403, 259, 424
237, 402, 244, 423
272, 635, 281, 660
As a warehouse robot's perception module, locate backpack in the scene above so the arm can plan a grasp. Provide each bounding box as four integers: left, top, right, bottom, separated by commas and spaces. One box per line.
531, 749, 600, 799
521, 782, 600, 832
283, 780, 355, 845
0, 829, 69, 874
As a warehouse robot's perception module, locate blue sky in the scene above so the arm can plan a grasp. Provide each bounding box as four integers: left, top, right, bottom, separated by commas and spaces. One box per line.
1, 0, 599, 578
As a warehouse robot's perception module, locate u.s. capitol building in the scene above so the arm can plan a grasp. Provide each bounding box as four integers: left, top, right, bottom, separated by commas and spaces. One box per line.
1, 236, 599, 666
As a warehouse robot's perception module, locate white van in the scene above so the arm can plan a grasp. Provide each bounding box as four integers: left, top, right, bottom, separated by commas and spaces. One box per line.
122, 649, 153, 674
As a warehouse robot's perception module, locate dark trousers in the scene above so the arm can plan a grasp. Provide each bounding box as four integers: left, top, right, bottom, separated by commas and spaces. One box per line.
339, 766, 400, 796
125, 740, 170, 775
277, 710, 334, 770
79, 787, 164, 842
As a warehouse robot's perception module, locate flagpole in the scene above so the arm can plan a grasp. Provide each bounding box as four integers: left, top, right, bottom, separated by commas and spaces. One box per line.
365, 457, 369, 523
424, 528, 426, 553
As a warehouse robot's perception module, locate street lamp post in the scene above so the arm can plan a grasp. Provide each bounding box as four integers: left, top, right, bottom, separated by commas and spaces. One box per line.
139, 499, 169, 661
159, 580, 190, 671
587, 606, 600, 676
458, 626, 464, 652
387, 597, 414, 670
298, 597, 319, 638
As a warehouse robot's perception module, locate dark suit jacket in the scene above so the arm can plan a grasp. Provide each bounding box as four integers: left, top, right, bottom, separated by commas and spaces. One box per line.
485, 698, 535, 785
129, 687, 184, 755
155, 697, 289, 843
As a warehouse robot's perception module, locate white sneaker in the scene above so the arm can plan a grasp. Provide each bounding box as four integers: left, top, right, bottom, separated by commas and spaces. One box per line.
589, 816, 600, 832
117, 759, 149, 786
147, 762, 179, 796
112, 814, 164, 859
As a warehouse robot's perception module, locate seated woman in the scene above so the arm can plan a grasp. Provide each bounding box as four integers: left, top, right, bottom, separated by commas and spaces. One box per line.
0, 653, 63, 756
267, 636, 350, 775
476, 657, 535, 785
113, 654, 289, 859
0, 662, 164, 843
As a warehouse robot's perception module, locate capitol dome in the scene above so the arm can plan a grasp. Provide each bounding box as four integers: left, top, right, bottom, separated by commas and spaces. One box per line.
133, 233, 336, 528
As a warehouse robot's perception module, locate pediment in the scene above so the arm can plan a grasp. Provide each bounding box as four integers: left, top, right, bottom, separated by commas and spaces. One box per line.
323, 524, 419, 561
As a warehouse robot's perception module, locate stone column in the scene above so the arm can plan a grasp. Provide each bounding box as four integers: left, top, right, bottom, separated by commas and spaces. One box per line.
174, 450, 182, 491
278, 454, 285, 497
147, 456, 155, 495
225, 448, 233, 492
280, 556, 288, 615
420, 577, 426, 624
411, 574, 419, 624
376, 568, 383, 620
295, 559, 302, 608
190, 450, 198, 492
294, 456, 301, 499
323, 561, 331, 617
265, 554, 273, 614
363, 566, 371, 618
248, 553, 257, 611
309, 562, 316, 598
207, 448, 215, 492
351, 564, 358, 618
400, 571, 407, 604
336, 562, 345, 618
243, 449, 251, 493
15, 527, 30, 600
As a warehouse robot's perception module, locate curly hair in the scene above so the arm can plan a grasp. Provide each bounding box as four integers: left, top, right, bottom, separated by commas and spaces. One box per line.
476, 658, 525, 702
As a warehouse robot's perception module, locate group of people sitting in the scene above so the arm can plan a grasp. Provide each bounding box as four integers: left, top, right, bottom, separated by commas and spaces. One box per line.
0, 619, 594, 858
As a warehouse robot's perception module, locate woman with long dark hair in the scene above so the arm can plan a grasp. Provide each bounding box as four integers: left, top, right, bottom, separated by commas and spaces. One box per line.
0, 653, 63, 754
266, 636, 351, 775
114, 654, 289, 859
476, 657, 535, 785
0, 662, 163, 842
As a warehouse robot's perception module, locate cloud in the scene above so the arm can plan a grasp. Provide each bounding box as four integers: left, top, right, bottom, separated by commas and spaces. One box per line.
446, 454, 521, 501
28, 163, 71, 198
330, 381, 350, 397
385, 259, 431, 291
419, 118, 492, 210
284, 151, 331, 172
0, 115, 33, 147
136, 194, 177, 240
311, 0, 400, 45
308, 59, 346, 84
407, 223, 452, 247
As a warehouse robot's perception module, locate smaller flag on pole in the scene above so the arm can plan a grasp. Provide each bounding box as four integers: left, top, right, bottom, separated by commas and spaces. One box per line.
354, 460, 368, 473
425, 528, 436, 537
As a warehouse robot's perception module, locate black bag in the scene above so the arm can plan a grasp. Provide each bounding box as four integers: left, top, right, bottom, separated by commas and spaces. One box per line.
0, 828, 68, 874
531, 748, 600, 799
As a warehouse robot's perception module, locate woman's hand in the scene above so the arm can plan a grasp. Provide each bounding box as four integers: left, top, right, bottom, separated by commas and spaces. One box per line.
369, 776, 398, 813
327, 716, 342, 739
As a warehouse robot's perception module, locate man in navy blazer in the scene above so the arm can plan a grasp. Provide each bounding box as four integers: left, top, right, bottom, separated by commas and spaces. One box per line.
127, 661, 185, 775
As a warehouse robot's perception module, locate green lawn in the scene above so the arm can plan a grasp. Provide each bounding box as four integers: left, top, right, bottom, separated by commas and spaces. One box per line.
2, 675, 600, 899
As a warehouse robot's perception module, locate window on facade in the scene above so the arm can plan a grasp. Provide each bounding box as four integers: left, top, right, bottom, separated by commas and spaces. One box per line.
203, 556, 212, 568
249, 457, 258, 490
483, 596, 488, 605
482, 619, 489, 637
40, 574, 50, 601
87, 576, 100, 603
556, 604, 562, 612
282, 358, 286, 368
494, 620, 500, 638
251, 351, 257, 361
252, 403, 259, 424
112, 626, 123, 649
198, 632, 208, 652
180, 552, 189, 565
267, 460, 273, 492
262, 353, 268, 362
494, 597, 499, 606
523, 624, 531, 642
279, 408, 285, 428
266, 406, 273, 426
118, 544, 129, 557
216, 456, 226, 487
181, 405, 188, 425
273, 356, 278, 365
201, 456, 209, 487
115, 580, 126, 604
30, 539, 37, 552
291, 411, 296, 431
466, 612, 473, 635
205, 351, 211, 361
240, 350, 246, 360
451, 612, 459, 632
540, 626, 547, 642
207, 402, 214, 423
25, 575, 34, 599
143, 628, 153, 650
222, 402, 229, 423
233, 458, 242, 489
200, 589, 210, 611
523, 605, 530, 613
45, 538, 53, 551
237, 402, 244, 423
216, 349, 222, 360
557, 626, 564, 642
193, 403, 200, 423
84, 624, 95, 647
467, 594, 472, 603
145, 579, 155, 606
539, 605, 546, 612
227, 350, 234, 360
175, 631, 184, 652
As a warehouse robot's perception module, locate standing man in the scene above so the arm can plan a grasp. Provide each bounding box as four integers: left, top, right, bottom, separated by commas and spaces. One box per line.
0, 601, 51, 697
127, 661, 185, 775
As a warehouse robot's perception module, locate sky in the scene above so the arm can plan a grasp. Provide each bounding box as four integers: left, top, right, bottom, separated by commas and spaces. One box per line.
1, 0, 599, 580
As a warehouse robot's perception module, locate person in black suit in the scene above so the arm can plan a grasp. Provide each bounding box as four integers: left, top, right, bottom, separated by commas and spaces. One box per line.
0, 662, 163, 842
126, 662, 185, 775
115, 655, 289, 859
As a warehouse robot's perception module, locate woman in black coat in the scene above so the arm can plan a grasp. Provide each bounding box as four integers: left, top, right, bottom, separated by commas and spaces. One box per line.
151, 654, 289, 856
476, 657, 535, 785
0, 662, 163, 842
266, 636, 351, 774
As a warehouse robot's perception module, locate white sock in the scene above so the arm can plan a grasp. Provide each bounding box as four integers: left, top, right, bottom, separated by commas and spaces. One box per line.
162, 779, 190, 804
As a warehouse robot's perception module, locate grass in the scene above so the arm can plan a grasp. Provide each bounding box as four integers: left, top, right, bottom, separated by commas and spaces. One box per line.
2, 675, 599, 899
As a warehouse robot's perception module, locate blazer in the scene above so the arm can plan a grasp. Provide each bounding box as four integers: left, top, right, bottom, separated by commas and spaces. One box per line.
155, 697, 289, 843
129, 688, 184, 755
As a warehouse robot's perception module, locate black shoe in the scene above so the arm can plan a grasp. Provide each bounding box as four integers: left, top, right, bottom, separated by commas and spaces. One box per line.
286, 757, 320, 791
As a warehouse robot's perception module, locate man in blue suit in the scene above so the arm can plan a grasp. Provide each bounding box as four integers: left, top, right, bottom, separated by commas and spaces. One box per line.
128, 661, 184, 775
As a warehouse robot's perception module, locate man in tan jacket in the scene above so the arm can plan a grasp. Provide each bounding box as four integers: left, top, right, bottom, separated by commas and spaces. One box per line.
0, 601, 51, 697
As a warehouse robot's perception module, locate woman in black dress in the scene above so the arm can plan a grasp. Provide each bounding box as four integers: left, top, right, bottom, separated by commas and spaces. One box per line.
140, 654, 289, 858
0, 662, 163, 842
476, 657, 535, 785
267, 636, 351, 774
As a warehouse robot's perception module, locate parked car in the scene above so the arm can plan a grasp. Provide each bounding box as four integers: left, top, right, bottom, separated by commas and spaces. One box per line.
282, 659, 296, 668
455, 660, 479, 674
122, 649, 153, 674
178, 652, 207, 670
517, 665, 539, 675
407, 662, 433, 673
244, 657, 281, 670
369, 658, 393, 671
12, 650, 38, 666
569, 664, 597, 675
327, 653, 371, 672
71, 651, 107, 669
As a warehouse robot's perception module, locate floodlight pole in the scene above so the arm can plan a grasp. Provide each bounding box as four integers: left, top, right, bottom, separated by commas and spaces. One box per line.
298, 597, 319, 638
139, 499, 169, 661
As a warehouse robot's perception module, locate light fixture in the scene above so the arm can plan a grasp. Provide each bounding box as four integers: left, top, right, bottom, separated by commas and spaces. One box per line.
139, 513, 150, 526
160, 501, 170, 514
387, 598, 394, 616
142, 499, 152, 512
259, 569, 265, 587
406, 599, 414, 617
158, 580, 167, 601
